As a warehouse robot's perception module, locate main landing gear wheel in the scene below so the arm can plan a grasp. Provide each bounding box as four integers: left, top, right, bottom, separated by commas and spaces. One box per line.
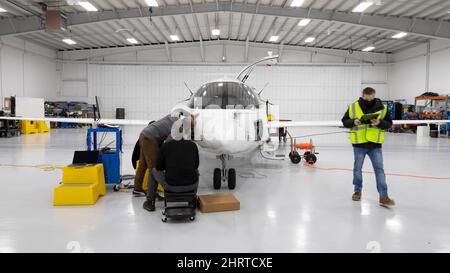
228, 168, 236, 190
289, 151, 301, 164
304, 151, 317, 165
213, 168, 222, 190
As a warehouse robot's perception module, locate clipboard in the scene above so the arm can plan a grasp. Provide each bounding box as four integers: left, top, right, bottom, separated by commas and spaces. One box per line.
360, 113, 380, 123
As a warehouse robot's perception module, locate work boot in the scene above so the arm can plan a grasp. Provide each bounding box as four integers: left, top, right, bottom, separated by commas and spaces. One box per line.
132, 188, 146, 197
352, 192, 362, 201
379, 197, 396, 207
143, 200, 155, 212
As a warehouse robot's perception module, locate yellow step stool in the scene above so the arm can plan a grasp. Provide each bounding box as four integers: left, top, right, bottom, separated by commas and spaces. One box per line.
37, 121, 50, 133
136, 160, 163, 192
54, 164, 106, 206
54, 183, 100, 206
20, 120, 51, 134
20, 120, 39, 134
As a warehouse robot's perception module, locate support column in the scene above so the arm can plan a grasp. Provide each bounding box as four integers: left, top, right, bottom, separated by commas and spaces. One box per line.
425, 41, 430, 92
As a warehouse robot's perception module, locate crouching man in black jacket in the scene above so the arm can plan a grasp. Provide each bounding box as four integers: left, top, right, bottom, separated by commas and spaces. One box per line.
143, 132, 199, 212
342, 87, 395, 207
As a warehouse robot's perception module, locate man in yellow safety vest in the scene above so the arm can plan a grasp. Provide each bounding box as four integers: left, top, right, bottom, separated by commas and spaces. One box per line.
341, 87, 395, 207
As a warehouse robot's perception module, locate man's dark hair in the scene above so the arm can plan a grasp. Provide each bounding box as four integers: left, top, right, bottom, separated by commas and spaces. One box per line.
362, 87, 376, 95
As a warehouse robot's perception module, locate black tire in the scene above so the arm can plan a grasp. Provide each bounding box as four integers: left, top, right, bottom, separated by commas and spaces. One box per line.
228, 168, 236, 190
189, 216, 195, 221
161, 217, 167, 223
213, 168, 221, 190
305, 154, 317, 165
113, 185, 120, 192
289, 151, 301, 164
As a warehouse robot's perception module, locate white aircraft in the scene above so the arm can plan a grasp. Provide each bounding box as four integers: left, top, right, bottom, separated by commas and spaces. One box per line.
2, 55, 449, 190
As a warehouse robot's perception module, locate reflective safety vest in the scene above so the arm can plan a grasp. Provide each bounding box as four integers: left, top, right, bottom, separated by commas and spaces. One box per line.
348, 100, 387, 144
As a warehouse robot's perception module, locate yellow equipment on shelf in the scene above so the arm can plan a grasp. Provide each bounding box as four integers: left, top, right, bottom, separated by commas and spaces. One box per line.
136, 160, 164, 192
37, 121, 51, 133
53, 164, 106, 206
20, 120, 51, 134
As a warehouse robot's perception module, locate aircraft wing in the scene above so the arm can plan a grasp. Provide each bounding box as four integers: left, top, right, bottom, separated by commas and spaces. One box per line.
268, 119, 450, 128
2, 116, 449, 128
0, 116, 151, 126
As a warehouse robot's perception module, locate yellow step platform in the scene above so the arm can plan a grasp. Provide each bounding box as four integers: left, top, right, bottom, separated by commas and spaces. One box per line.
62, 164, 106, 196
54, 183, 100, 206
20, 120, 39, 134
54, 164, 106, 206
37, 121, 50, 133
20, 120, 51, 134
136, 160, 163, 192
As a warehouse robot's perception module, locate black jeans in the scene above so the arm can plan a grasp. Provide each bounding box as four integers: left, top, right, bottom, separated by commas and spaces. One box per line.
147, 168, 198, 201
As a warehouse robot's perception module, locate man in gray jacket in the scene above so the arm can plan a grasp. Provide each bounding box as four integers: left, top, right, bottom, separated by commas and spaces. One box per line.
133, 114, 178, 196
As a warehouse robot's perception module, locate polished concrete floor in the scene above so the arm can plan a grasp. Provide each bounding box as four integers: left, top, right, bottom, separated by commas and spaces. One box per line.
0, 126, 450, 253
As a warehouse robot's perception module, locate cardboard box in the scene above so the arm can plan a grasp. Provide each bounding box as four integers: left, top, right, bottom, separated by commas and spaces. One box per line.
198, 193, 240, 213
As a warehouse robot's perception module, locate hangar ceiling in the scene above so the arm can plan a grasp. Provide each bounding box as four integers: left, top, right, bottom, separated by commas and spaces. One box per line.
0, 0, 449, 53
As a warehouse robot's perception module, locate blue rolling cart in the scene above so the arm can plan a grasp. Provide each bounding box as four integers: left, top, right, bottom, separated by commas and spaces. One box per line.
87, 127, 123, 189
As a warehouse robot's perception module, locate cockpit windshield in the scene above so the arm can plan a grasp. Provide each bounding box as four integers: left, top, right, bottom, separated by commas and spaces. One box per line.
189, 81, 260, 109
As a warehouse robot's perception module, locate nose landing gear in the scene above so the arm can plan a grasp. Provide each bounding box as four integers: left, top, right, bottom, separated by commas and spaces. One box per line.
213, 154, 236, 190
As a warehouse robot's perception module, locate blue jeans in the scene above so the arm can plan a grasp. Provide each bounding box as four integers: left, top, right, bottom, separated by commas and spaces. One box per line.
353, 147, 388, 198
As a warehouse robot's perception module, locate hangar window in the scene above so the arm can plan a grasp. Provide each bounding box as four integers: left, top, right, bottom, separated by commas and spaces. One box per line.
190, 81, 260, 109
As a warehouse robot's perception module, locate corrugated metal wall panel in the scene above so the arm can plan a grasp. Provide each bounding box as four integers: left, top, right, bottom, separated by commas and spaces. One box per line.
73, 63, 365, 121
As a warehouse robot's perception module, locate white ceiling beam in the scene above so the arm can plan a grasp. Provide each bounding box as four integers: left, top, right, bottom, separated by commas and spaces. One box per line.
244, 36, 249, 62
164, 40, 172, 61
327, 26, 364, 48
182, 15, 196, 41
204, 13, 212, 40
135, 18, 162, 43
252, 15, 266, 42
236, 13, 244, 40
2, 3, 450, 40
199, 37, 205, 61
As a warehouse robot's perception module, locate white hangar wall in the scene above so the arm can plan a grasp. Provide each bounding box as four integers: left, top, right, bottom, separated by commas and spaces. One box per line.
57, 42, 389, 121
0, 37, 58, 101
388, 40, 450, 104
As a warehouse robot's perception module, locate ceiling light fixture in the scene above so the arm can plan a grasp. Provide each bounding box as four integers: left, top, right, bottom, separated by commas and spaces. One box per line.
0, 7, 7, 12
127, 38, 138, 44
290, 0, 304, 7
170, 35, 180, 41
79, 1, 98, 12
352, 1, 373, 13
392, 32, 408, 39
269, 35, 279, 42
211, 29, 220, 36
362, 46, 375, 52
298, 18, 311, 26
304, 37, 315, 43
62, 38, 77, 45
145, 0, 159, 7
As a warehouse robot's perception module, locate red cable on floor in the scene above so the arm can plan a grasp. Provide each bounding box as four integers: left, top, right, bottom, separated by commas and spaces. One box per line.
303, 164, 450, 180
